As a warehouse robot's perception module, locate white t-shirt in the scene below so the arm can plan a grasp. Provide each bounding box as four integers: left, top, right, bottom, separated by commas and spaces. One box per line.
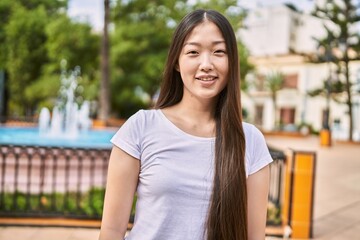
110, 109, 273, 240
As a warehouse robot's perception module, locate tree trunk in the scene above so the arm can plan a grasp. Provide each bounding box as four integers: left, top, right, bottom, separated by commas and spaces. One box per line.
99, 0, 110, 122
272, 93, 277, 129
344, 59, 353, 141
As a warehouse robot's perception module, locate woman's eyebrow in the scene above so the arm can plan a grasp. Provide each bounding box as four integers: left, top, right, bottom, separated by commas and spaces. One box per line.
183, 40, 225, 46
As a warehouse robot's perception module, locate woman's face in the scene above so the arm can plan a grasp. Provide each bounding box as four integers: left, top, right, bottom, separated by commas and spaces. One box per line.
177, 20, 229, 103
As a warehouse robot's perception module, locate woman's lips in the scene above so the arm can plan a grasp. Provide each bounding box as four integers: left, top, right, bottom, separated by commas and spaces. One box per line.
196, 76, 217, 86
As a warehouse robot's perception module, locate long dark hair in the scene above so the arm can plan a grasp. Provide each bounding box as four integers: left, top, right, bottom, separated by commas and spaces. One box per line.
155, 9, 247, 240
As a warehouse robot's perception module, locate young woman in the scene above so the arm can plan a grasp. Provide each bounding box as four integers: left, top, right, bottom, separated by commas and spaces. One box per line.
99, 9, 272, 240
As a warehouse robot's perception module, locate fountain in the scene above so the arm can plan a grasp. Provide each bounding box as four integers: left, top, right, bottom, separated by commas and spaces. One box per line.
0, 60, 115, 148
39, 60, 92, 139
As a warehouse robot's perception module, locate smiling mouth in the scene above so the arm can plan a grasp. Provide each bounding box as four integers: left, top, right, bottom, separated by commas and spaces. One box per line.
196, 77, 217, 81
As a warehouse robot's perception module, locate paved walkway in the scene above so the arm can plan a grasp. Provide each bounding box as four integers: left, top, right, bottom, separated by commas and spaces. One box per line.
0, 135, 359, 239
265, 135, 360, 239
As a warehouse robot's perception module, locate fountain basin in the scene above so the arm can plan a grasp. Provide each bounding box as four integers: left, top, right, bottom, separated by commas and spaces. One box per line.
0, 127, 116, 149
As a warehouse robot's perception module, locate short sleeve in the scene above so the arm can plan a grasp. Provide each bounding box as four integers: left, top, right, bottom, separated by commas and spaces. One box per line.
245, 124, 273, 176
110, 110, 144, 160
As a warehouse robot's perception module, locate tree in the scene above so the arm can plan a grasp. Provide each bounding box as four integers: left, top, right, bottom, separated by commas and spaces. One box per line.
308, 32, 344, 130
5, 5, 50, 116
0, 0, 15, 70
99, 0, 110, 122
0, 0, 67, 70
1, 0, 100, 117
312, 0, 360, 141
110, 0, 187, 117
309, 79, 337, 130
265, 72, 284, 129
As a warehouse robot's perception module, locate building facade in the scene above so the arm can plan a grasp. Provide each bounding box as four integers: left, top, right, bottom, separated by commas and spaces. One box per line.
239, 5, 360, 141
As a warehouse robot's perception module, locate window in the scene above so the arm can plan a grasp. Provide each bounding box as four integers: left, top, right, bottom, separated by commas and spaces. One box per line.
283, 74, 298, 89
280, 107, 295, 124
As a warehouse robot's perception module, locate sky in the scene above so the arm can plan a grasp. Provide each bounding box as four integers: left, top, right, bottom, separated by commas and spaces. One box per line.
67, 0, 316, 32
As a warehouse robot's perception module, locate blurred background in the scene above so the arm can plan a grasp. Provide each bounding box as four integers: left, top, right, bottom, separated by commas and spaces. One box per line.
0, 0, 359, 239
0, 0, 359, 141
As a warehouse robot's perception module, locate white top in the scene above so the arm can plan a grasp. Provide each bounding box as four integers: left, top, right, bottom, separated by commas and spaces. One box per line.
111, 109, 273, 240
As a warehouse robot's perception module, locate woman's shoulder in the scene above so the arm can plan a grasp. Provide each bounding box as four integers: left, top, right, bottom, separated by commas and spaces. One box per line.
127, 108, 158, 120
113, 108, 160, 139
122, 108, 162, 129
242, 122, 266, 141
242, 122, 262, 134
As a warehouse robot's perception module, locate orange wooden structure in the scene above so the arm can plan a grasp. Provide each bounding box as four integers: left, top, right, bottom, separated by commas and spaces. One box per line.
282, 150, 316, 239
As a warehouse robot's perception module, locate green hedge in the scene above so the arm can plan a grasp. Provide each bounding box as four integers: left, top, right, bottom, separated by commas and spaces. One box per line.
1, 189, 280, 225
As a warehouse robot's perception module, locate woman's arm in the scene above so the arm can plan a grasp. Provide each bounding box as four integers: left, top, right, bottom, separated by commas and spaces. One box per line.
99, 146, 140, 240
247, 165, 270, 240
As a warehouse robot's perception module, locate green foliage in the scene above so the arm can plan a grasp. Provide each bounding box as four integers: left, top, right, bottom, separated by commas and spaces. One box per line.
0, 188, 106, 217
308, 79, 346, 103
1, 0, 99, 117
267, 202, 281, 225
265, 71, 284, 93
0, 0, 67, 68
43, 15, 100, 110
238, 42, 254, 91
0, 0, 14, 69
1, 0, 254, 120
24, 74, 60, 110
15, 0, 67, 13
81, 188, 105, 216
5, 5, 49, 116
265, 71, 284, 129
45, 15, 100, 78
0, 188, 140, 221
111, 0, 179, 117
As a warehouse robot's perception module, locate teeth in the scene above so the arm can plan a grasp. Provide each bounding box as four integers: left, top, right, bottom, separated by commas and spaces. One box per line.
198, 77, 215, 81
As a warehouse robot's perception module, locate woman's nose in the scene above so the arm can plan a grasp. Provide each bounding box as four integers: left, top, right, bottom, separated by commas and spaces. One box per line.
199, 53, 213, 71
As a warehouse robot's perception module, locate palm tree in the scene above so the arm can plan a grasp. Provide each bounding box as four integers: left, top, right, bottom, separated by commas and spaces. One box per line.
266, 72, 284, 129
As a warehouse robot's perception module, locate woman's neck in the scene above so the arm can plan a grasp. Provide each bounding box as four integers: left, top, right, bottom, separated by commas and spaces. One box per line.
161, 99, 217, 138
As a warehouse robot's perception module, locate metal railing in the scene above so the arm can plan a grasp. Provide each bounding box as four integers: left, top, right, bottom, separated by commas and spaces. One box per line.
268, 147, 286, 207
0, 145, 110, 219
0, 144, 285, 223
267, 147, 286, 226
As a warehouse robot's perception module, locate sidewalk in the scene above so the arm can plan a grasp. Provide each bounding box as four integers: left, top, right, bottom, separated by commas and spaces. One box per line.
0, 226, 100, 240
0, 135, 359, 239
265, 135, 360, 239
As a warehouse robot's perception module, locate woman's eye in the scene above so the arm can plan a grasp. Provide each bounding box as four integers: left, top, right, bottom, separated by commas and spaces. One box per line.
214, 50, 226, 54
186, 50, 198, 55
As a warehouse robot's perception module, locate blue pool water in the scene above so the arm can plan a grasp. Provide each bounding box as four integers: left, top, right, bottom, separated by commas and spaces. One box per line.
0, 127, 117, 149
